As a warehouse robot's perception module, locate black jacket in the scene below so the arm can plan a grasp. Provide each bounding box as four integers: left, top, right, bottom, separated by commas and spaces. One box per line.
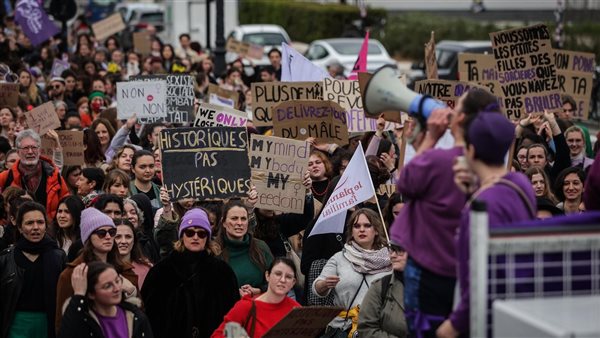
0, 244, 66, 338
141, 250, 239, 338
57, 295, 153, 338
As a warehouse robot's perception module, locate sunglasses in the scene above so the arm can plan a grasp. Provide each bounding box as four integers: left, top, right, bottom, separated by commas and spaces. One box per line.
183, 229, 208, 239
93, 228, 117, 238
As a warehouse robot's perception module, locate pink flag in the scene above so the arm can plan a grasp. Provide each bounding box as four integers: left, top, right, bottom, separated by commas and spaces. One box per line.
348, 31, 369, 80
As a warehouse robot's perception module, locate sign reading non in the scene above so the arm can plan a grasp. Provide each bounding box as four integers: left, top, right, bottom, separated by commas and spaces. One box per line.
116, 80, 167, 119
490, 24, 561, 120
415, 79, 487, 109
25, 102, 61, 136
272, 100, 349, 146
194, 103, 248, 127
249, 135, 309, 214
252, 82, 322, 127
158, 127, 251, 201
553, 49, 596, 120
131, 74, 195, 123
92, 13, 126, 41
323, 77, 401, 132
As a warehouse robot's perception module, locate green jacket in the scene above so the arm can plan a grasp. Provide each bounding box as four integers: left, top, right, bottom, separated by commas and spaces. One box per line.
220, 234, 273, 289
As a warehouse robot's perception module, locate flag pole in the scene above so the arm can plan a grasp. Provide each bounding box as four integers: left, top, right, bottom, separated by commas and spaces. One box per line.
358, 142, 390, 242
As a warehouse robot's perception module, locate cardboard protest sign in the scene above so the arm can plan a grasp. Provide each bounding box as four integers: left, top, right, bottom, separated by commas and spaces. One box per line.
116, 80, 167, 119
358, 72, 406, 124
263, 306, 343, 338
131, 74, 195, 123
226, 38, 264, 60
252, 81, 322, 127
272, 100, 349, 146
41, 131, 84, 166
51, 59, 70, 78
415, 79, 487, 109
92, 13, 126, 41
323, 77, 401, 132
133, 32, 152, 56
553, 49, 596, 120
458, 53, 502, 95
209, 94, 235, 108
490, 24, 561, 120
207, 84, 239, 108
249, 135, 309, 214
425, 31, 438, 79
377, 184, 396, 198
158, 127, 251, 201
0, 83, 19, 107
194, 103, 248, 127
25, 102, 60, 135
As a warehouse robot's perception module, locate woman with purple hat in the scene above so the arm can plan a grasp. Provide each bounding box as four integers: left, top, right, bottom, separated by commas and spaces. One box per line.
141, 208, 239, 338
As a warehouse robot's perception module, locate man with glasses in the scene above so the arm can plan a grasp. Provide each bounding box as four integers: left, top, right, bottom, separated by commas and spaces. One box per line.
0, 129, 70, 219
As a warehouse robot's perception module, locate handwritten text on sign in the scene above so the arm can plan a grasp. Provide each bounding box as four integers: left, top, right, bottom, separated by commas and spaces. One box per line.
490, 24, 561, 120
116, 80, 167, 119
131, 74, 195, 123
272, 100, 349, 146
158, 127, 251, 201
249, 135, 309, 214
252, 81, 323, 127
194, 103, 248, 127
553, 49, 596, 120
415, 79, 487, 109
25, 102, 61, 136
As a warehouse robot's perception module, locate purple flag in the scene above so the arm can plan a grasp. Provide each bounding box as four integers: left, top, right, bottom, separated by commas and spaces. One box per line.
14, 0, 60, 47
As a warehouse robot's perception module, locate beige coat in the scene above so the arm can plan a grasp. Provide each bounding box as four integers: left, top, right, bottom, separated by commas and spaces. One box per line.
357, 273, 407, 338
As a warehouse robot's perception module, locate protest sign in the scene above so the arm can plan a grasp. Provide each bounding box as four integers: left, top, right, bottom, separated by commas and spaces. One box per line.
14, 0, 59, 46
158, 127, 251, 201
92, 13, 126, 41
377, 184, 396, 198
25, 102, 60, 136
209, 94, 235, 108
553, 49, 595, 119
226, 38, 264, 60
133, 32, 152, 56
272, 100, 349, 146
41, 131, 84, 166
490, 24, 561, 120
51, 59, 70, 78
0, 83, 19, 107
358, 72, 405, 124
208, 84, 239, 108
263, 307, 343, 338
415, 79, 487, 109
281, 43, 330, 82
131, 74, 195, 123
425, 31, 438, 79
194, 103, 248, 127
116, 80, 167, 119
323, 77, 401, 132
458, 53, 502, 95
252, 81, 323, 127
249, 135, 309, 214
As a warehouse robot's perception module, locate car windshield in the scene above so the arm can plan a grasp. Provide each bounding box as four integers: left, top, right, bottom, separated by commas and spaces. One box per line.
139, 12, 163, 23
242, 33, 287, 46
435, 49, 456, 68
328, 41, 383, 55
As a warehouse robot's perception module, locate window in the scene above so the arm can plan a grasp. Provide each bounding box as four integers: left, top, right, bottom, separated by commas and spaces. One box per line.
306, 45, 328, 60
242, 33, 287, 46
328, 41, 383, 55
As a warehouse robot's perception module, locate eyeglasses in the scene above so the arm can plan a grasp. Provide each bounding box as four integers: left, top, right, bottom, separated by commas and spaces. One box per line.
52, 85, 62, 90
18, 145, 40, 152
183, 229, 208, 239
389, 244, 406, 254
93, 228, 117, 238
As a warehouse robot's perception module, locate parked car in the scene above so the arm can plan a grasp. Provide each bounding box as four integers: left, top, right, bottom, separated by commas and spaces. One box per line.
114, 3, 166, 50
407, 40, 493, 88
305, 38, 396, 76
84, 0, 118, 23
226, 24, 291, 66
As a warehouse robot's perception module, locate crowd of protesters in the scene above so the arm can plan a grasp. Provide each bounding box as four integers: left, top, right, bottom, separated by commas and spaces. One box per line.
0, 10, 598, 338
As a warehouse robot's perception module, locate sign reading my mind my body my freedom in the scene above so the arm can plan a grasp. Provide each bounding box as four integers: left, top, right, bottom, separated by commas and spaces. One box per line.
249, 135, 309, 214
490, 24, 561, 120
158, 127, 251, 201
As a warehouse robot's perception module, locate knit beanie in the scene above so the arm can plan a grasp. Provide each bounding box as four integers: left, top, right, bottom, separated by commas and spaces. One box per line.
80, 207, 116, 243
88, 91, 105, 101
179, 208, 212, 239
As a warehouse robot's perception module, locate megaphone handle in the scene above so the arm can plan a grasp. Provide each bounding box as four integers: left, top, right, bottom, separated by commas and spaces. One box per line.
415, 94, 434, 129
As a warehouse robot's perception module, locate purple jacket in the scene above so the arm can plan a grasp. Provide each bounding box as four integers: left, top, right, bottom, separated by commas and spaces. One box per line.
390, 146, 466, 277
449, 172, 536, 334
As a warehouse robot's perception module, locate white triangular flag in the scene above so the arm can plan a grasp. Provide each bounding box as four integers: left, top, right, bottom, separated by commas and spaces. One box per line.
309, 144, 375, 236
281, 43, 330, 82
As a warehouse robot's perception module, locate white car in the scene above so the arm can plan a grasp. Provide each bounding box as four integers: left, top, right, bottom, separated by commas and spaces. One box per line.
226, 24, 291, 67
305, 38, 396, 76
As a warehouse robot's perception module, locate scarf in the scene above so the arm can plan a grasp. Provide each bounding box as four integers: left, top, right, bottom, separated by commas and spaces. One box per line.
19, 161, 42, 193
15, 234, 58, 255
343, 242, 392, 275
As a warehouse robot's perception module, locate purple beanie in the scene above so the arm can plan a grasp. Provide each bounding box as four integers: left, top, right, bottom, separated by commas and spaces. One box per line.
179, 208, 212, 239
467, 112, 515, 165
80, 207, 116, 243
